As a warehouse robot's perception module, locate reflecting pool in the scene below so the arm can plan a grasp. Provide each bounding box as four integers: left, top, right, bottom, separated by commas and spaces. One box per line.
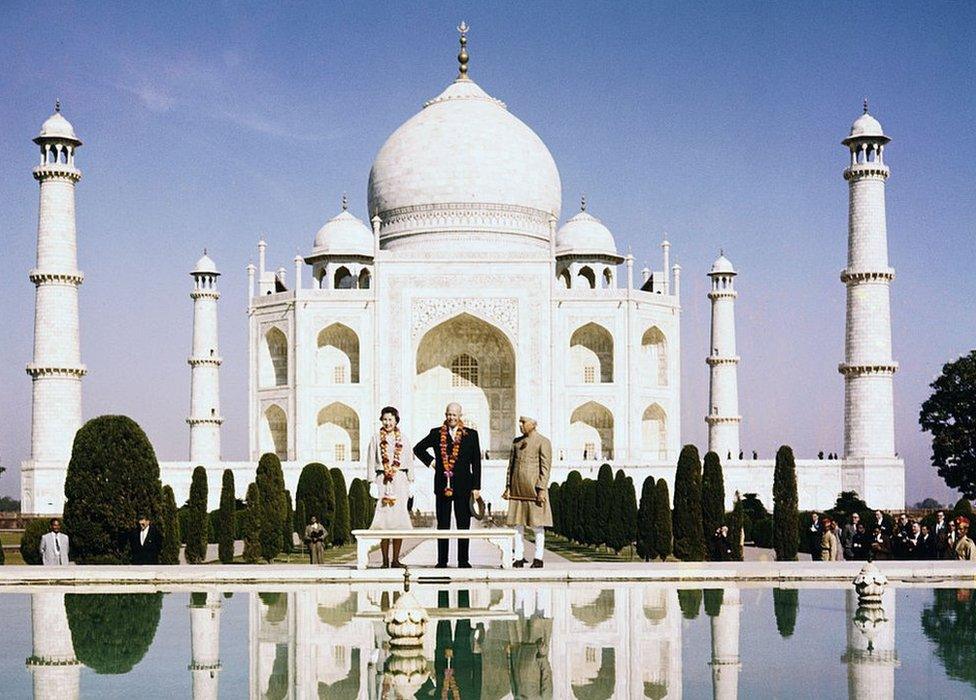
2, 583, 975, 698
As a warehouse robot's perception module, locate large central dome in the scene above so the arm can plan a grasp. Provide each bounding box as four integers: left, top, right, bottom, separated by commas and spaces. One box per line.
367, 76, 562, 254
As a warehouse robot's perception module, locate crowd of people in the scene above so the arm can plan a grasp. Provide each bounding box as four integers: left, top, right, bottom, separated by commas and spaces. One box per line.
809, 510, 975, 561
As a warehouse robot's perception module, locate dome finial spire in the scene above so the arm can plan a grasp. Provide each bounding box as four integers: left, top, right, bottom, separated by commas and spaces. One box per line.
580, 194, 587, 212
456, 21, 470, 80
55, 98, 61, 113
341, 192, 348, 211
863, 97, 869, 114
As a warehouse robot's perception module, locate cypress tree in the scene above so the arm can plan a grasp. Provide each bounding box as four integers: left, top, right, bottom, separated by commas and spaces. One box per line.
773, 445, 799, 561
184, 466, 209, 564
653, 479, 673, 560
329, 467, 351, 546
159, 485, 181, 565
20, 519, 50, 565
281, 490, 294, 554
563, 471, 584, 542
595, 463, 614, 547
622, 475, 638, 552
63, 415, 162, 563
295, 463, 335, 535
549, 482, 562, 535
726, 493, 744, 561
243, 482, 263, 564
218, 469, 236, 564
636, 475, 658, 561
606, 470, 638, 554
582, 479, 599, 546
773, 588, 799, 638
294, 501, 307, 547
672, 445, 705, 561
701, 451, 726, 543
256, 453, 285, 562
348, 478, 371, 533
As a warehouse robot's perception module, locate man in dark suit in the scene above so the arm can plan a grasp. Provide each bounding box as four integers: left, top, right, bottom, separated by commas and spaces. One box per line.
130, 514, 163, 565
414, 402, 482, 568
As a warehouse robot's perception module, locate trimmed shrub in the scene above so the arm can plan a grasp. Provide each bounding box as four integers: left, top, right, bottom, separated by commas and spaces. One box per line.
636, 476, 657, 561
562, 471, 584, 542
20, 518, 50, 565
773, 445, 799, 561
701, 451, 725, 540
773, 588, 799, 638
653, 479, 673, 559
256, 453, 286, 562
595, 464, 614, 547
348, 478, 372, 533
704, 588, 724, 617
295, 463, 335, 535
678, 589, 702, 619
954, 498, 973, 516
243, 482, 263, 564
581, 479, 600, 546
65, 593, 163, 674
673, 445, 705, 561
330, 468, 351, 546
726, 495, 744, 561
184, 466, 209, 564
281, 490, 294, 554
753, 516, 774, 549
549, 482, 562, 535
160, 485, 181, 565
63, 415, 162, 563
295, 501, 307, 541
218, 469, 236, 564
740, 493, 769, 542
606, 471, 637, 554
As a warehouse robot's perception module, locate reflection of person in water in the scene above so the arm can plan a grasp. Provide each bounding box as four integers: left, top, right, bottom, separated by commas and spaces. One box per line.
414, 590, 481, 699
508, 589, 553, 699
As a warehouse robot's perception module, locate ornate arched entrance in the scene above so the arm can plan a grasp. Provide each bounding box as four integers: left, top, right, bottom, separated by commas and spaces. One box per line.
414, 313, 516, 456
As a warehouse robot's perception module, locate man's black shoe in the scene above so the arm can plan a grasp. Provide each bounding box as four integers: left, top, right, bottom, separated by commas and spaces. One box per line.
513, 559, 527, 568
458, 562, 472, 568
530, 559, 544, 568
435, 562, 448, 569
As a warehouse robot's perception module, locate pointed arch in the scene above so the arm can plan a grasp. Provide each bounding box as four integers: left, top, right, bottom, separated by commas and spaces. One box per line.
358, 268, 371, 289
570, 322, 614, 383
260, 327, 288, 387
569, 401, 614, 460
641, 403, 668, 459
333, 266, 355, 289
261, 404, 288, 459
641, 326, 668, 387
316, 323, 359, 384
559, 269, 572, 289
317, 402, 360, 462
578, 266, 597, 289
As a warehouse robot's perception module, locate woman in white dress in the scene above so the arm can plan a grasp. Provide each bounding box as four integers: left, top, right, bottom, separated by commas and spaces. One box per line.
366, 406, 414, 567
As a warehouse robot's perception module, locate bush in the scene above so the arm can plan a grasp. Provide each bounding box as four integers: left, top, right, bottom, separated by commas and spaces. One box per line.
726, 496, 744, 561
66, 593, 163, 674
62, 415, 162, 563
773, 446, 799, 561
243, 482, 263, 564
636, 476, 657, 561
678, 589, 702, 619
773, 588, 799, 638
294, 501, 307, 543
753, 516, 774, 549
606, 471, 637, 554
20, 518, 50, 565
653, 479, 673, 559
295, 463, 335, 536
701, 451, 725, 541
549, 482, 562, 535
218, 470, 236, 564
954, 498, 974, 516
673, 445, 705, 561
330, 468, 351, 546
595, 464, 614, 546
562, 471, 584, 542
282, 490, 294, 554
160, 485, 181, 565
184, 466, 209, 564
348, 478, 371, 533
582, 479, 599, 546
256, 453, 286, 562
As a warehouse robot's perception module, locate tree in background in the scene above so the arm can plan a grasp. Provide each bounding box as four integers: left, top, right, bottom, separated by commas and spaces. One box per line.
19, 519, 51, 565
672, 445, 705, 561
654, 479, 673, 560
773, 588, 799, 638
243, 482, 263, 564
619, 473, 639, 554
159, 485, 181, 565
726, 493, 744, 561
218, 469, 236, 564
281, 490, 294, 554
562, 471, 584, 542
549, 482, 562, 535
636, 475, 657, 561
256, 453, 286, 562
294, 501, 307, 548
955, 498, 974, 516
920, 350, 976, 498
582, 479, 600, 546
330, 467, 351, 546
701, 451, 726, 540
295, 463, 335, 536
184, 466, 209, 564
348, 478, 371, 533
595, 464, 614, 546
63, 416, 162, 563
773, 445, 799, 561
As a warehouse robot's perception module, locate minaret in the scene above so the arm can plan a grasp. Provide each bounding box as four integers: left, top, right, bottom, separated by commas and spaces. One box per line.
189, 592, 222, 700
23, 102, 86, 516
706, 253, 741, 459
187, 251, 223, 464
840, 102, 897, 460
26, 592, 81, 700
709, 587, 742, 700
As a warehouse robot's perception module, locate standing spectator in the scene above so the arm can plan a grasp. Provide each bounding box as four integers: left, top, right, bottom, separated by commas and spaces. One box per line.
933, 511, 949, 558
955, 517, 975, 561
900, 521, 922, 560
870, 527, 891, 560
820, 517, 839, 561
919, 524, 936, 559
871, 510, 889, 539
129, 514, 163, 565
840, 513, 860, 560
851, 522, 868, 560
710, 526, 732, 561
896, 513, 911, 539
808, 513, 823, 556
303, 515, 328, 565
946, 521, 959, 557
39, 518, 69, 565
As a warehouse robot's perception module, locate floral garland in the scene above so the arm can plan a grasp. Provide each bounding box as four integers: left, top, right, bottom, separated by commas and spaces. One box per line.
379, 427, 403, 507
439, 420, 464, 497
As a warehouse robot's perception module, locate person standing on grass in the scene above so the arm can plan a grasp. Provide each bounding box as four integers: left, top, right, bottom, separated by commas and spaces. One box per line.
304, 515, 327, 565
503, 416, 552, 569
39, 518, 69, 565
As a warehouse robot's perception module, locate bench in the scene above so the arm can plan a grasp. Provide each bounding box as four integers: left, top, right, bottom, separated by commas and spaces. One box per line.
351, 528, 518, 570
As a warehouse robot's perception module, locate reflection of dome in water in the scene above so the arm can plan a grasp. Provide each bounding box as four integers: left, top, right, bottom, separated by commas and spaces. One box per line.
317, 592, 356, 627
643, 680, 669, 699
571, 589, 616, 627
318, 648, 361, 699
571, 647, 616, 700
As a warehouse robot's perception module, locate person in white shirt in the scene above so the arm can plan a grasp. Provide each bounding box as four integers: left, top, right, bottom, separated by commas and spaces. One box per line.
39, 518, 69, 565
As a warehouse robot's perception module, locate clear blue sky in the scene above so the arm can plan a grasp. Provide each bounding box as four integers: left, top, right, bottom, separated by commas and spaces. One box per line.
1, 2, 973, 504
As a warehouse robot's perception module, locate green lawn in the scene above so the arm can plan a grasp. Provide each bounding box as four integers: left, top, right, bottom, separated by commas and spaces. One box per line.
539, 533, 641, 563
230, 543, 357, 565
0, 531, 22, 546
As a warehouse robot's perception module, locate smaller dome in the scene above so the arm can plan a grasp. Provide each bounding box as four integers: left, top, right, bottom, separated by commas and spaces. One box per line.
193, 251, 219, 275
709, 253, 736, 275
556, 205, 618, 257
849, 111, 884, 139
36, 107, 81, 143
311, 208, 373, 257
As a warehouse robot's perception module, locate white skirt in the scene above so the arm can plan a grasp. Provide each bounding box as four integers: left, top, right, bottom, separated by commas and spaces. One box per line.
368, 470, 413, 530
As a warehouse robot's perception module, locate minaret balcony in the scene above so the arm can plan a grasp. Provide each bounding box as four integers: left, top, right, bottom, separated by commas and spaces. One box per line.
187, 416, 224, 426
190, 289, 220, 300
706, 290, 738, 300
706, 355, 740, 366
838, 362, 898, 377
705, 415, 742, 425
28, 269, 84, 286
843, 163, 889, 181
32, 164, 81, 182
26, 363, 86, 378
840, 268, 895, 284
188, 356, 223, 367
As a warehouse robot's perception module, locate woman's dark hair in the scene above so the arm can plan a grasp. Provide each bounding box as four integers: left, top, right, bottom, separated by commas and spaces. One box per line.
380, 406, 400, 424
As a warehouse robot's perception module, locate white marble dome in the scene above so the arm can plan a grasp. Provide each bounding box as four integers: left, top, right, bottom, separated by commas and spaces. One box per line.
193, 252, 219, 275
367, 77, 561, 252
848, 112, 884, 139
311, 208, 374, 257
709, 253, 736, 275
36, 110, 80, 143
556, 207, 618, 257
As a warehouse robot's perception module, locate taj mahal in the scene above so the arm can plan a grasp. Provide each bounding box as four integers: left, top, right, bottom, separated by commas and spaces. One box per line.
19, 27, 905, 515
